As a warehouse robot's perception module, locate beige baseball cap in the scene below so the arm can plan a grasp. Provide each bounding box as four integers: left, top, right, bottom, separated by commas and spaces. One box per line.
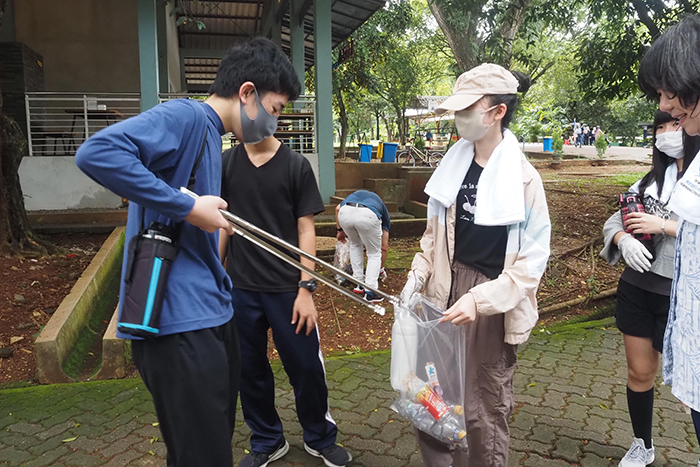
434, 63, 519, 115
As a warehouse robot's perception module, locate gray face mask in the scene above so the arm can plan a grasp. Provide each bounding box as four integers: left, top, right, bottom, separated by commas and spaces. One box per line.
240, 88, 278, 144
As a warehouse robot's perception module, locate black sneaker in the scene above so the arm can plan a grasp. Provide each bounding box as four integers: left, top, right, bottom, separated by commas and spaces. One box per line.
364, 291, 384, 303
238, 439, 289, 467
304, 443, 352, 467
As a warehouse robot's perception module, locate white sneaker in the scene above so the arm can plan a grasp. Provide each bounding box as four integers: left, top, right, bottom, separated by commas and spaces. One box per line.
619, 438, 654, 466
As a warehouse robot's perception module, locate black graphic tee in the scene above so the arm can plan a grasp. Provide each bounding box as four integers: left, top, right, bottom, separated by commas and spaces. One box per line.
221, 144, 325, 292
454, 160, 508, 279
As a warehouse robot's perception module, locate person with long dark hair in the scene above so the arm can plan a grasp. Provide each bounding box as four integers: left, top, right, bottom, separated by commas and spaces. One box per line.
600, 109, 699, 467
638, 13, 700, 467
399, 63, 551, 467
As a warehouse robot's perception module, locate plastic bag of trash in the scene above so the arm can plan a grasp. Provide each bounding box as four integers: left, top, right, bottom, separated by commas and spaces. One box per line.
390, 294, 467, 450
333, 241, 352, 285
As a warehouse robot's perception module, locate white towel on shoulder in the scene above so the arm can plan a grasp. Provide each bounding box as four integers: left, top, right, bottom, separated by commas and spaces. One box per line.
668, 148, 700, 224
424, 129, 525, 226
629, 162, 677, 204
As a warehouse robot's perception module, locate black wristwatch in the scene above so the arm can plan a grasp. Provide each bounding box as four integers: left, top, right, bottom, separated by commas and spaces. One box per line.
298, 279, 317, 292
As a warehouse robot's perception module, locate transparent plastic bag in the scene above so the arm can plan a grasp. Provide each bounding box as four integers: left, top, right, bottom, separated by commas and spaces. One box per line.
390, 293, 468, 450
333, 240, 352, 284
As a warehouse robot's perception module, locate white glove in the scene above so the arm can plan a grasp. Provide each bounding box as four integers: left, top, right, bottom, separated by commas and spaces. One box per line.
618, 234, 652, 273
400, 270, 424, 306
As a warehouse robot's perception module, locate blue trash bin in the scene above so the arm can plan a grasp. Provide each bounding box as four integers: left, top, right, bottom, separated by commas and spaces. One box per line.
382, 142, 399, 162
543, 136, 553, 152
359, 144, 373, 162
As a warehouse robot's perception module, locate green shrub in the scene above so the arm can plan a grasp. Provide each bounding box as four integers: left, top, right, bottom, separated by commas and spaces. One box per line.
414, 135, 424, 151
594, 134, 608, 158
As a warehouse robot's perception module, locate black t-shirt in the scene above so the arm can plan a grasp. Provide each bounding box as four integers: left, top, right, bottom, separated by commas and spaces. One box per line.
221, 143, 325, 292
454, 160, 508, 279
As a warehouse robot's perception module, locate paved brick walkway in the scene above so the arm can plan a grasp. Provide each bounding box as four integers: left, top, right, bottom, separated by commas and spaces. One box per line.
1, 321, 698, 466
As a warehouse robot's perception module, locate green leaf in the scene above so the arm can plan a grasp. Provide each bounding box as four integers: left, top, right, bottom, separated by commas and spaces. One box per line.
62, 436, 78, 443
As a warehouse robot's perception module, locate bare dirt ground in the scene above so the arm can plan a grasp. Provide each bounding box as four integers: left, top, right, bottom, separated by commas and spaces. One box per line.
0, 162, 649, 384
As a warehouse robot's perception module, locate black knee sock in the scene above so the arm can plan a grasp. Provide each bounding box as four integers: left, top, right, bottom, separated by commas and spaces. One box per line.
627, 386, 654, 449
692, 409, 700, 446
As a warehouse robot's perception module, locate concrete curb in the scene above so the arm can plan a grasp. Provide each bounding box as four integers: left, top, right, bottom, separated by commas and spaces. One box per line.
91, 306, 128, 381
35, 227, 125, 384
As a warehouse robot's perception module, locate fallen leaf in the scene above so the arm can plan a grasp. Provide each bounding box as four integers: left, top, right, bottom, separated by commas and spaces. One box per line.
149, 450, 155, 456
528, 383, 537, 387
599, 403, 608, 409
152, 422, 160, 427
62, 436, 78, 443
10, 337, 24, 345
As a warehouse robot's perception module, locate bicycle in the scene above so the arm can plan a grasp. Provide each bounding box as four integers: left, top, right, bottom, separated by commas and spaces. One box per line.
397, 143, 444, 167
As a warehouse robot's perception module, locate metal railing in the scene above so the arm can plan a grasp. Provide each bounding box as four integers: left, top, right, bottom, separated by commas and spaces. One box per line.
159, 93, 317, 155
25, 93, 141, 156
25, 93, 317, 157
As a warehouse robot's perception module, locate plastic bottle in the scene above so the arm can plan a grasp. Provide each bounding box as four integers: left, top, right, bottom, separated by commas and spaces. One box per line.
402, 373, 467, 442
393, 398, 435, 433
425, 362, 443, 398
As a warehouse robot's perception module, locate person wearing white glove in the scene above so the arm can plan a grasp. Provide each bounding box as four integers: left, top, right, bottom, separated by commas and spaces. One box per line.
600, 109, 696, 467
616, 233, 653, 273
399, 270, 424, 307
397, 64, 552, 467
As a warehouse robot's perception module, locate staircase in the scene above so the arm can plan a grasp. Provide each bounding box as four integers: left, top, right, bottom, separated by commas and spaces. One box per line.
317, 178, 413, 223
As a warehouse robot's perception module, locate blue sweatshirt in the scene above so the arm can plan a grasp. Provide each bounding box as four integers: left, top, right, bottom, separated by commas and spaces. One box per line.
75, 99, 233, 338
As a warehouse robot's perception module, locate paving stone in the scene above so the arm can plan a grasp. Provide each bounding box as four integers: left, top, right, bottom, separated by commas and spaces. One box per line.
523, 453, 577, 466
1, 327, 698, 466
552, 436, 583, 463
57, 450, 108, 466
0, 446, 34, 466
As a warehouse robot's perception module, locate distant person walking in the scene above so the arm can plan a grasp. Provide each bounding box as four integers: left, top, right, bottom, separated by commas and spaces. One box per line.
336, 190, 390, 303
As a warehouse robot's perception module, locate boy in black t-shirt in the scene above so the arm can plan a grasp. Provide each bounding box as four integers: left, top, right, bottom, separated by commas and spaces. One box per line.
219, 133, 352, 467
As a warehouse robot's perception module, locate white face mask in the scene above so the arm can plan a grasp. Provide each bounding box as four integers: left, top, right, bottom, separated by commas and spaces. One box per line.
454, 105, 497, 142
655, 130, 684, 159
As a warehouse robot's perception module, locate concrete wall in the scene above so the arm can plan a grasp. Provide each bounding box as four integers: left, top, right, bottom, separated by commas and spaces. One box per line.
14, 0, 140, 92
19, 156, 122, 211
335, 162, 401, 191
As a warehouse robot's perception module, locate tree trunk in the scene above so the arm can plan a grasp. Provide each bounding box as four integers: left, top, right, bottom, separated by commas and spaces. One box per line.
427, 0, 481, 72
498, 0, 532, 69
0, 114, 61, 256
334, 88, 349, 158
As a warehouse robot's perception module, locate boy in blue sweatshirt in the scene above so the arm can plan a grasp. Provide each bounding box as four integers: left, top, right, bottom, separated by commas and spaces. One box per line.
75, 37, 301, 467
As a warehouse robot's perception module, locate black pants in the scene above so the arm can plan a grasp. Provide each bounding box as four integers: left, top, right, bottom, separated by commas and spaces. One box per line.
232, 289, 337, 454
132, 319, 241, 467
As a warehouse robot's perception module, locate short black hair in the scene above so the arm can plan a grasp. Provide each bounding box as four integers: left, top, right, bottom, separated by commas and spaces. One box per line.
486, 71, 532, 130
639, 110, 700, 198
638, 15, 700, 110
209, 37, 301, 101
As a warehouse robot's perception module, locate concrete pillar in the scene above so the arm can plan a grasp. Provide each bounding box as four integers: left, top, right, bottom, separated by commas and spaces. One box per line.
156, 1, 169, 94
290, 0, 306, 93
314, 0, 335, 201
0, 0, 16, 42
137, 0, 160, 111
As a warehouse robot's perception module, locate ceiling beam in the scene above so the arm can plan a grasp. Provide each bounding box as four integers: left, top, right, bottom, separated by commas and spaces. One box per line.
297, 0, 312, 24
275, 0, 290, 23
178, 14, 258, 20
180, 48, 230, 58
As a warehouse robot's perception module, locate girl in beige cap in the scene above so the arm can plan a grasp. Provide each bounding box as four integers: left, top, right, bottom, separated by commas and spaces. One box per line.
399, 63, 551, 467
